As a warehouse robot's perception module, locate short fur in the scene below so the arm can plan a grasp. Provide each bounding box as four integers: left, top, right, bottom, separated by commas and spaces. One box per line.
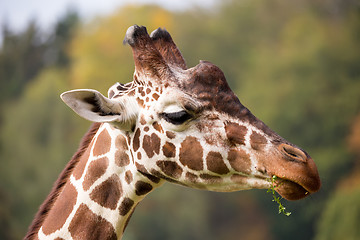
24, 123, 101, 240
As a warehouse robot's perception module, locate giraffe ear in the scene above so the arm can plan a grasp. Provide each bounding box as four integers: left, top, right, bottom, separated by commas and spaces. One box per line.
61, 89, 138, 126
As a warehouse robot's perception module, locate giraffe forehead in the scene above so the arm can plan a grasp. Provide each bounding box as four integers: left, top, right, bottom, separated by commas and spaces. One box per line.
107, 69, 239, 119
107, 67, 273, 141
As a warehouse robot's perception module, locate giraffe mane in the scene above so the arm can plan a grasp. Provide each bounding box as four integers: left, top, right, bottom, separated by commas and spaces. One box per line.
24, 123, 101, 240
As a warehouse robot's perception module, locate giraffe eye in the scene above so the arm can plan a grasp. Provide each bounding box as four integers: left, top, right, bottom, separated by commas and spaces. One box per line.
161, 110, 193, 125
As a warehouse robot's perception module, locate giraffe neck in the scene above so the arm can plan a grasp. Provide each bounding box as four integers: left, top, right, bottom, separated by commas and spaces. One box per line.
33, 123, 164, 240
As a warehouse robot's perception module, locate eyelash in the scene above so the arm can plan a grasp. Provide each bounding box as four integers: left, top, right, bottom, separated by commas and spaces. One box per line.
161, 110, 193, 125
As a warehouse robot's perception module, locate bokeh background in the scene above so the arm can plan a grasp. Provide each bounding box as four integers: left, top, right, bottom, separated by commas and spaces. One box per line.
1, 0, 360, 239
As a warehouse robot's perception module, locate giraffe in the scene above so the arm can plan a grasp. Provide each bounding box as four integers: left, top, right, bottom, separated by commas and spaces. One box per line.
25, 25, 320, 240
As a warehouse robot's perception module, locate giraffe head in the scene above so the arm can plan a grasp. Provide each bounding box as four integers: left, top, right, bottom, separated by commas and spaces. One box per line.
61, 25, 320, 201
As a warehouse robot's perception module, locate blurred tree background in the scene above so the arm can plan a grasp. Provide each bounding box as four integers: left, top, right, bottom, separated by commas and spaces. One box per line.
0, 0, 359, 239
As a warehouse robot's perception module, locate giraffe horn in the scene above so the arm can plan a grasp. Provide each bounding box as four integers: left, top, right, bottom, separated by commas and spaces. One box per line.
150, 28, 187, 70
124, 25, 172, 82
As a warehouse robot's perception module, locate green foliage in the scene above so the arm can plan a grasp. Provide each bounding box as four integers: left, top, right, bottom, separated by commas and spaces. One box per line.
51, 9, 79, 67
0, 68, 89, 238
124, 185, 213, 240
267, 176, 292, 216
0, 20, 46, 103
315, 178, 360, 240
0, 10, 78, 105
315, 115, 360, 240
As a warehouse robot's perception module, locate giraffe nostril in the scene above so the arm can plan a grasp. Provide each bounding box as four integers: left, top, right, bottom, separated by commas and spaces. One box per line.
279, 144, 307, 163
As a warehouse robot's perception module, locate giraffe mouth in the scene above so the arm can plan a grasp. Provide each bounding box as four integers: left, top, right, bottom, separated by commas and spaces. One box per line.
273, 178, 311, 201
262, 144, 321, 200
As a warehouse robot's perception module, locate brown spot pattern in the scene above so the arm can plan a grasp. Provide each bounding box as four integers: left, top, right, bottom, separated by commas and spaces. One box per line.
186, 172, 199, 183
135, 181, 153, 196
225, 122, 247, 145
42, 183, 77, 234
136, 98, 144, 107
152, 93, 160, 100
206, 151, 229, 175
128, 89, 135, 96
125, 170, 133, 184
152, 122, 164, 133
135, 163, 147, 174
142, 133, 161, 158
166, 131, 176, 139
136, 163, 161, 183
156, 160, 183, 179
151, 169, 178, 183
119, 198, 135, 216
227, 149, 251, 174
90, 174, 122, 210
133, 129, 141, 152
137, 151, 142, 160
179, 136, 204, 171
83, 157, 109, 191
116, 135, 128, 150
93, 130, 111, 156
115, 151, 130, 167
250, 132, 267, 150
73, 145, 91, 180
140, 115, 146, 125
69, 204, 117, 240
162, 141, 176, 158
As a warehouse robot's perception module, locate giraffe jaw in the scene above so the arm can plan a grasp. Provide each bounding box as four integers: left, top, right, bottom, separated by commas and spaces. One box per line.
270, 157, 321, 200
239, 173, 317, 200
186, 173, 312, 201
272, 177, 311, 201
249, 175, 310, 201
243, 175, 314, 200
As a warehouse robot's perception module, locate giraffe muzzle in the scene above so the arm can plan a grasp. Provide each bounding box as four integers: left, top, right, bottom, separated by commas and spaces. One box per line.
270, 143, 321, 200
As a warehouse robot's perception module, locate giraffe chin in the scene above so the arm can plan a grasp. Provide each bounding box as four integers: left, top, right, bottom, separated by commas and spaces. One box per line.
274, 179, 310, 201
